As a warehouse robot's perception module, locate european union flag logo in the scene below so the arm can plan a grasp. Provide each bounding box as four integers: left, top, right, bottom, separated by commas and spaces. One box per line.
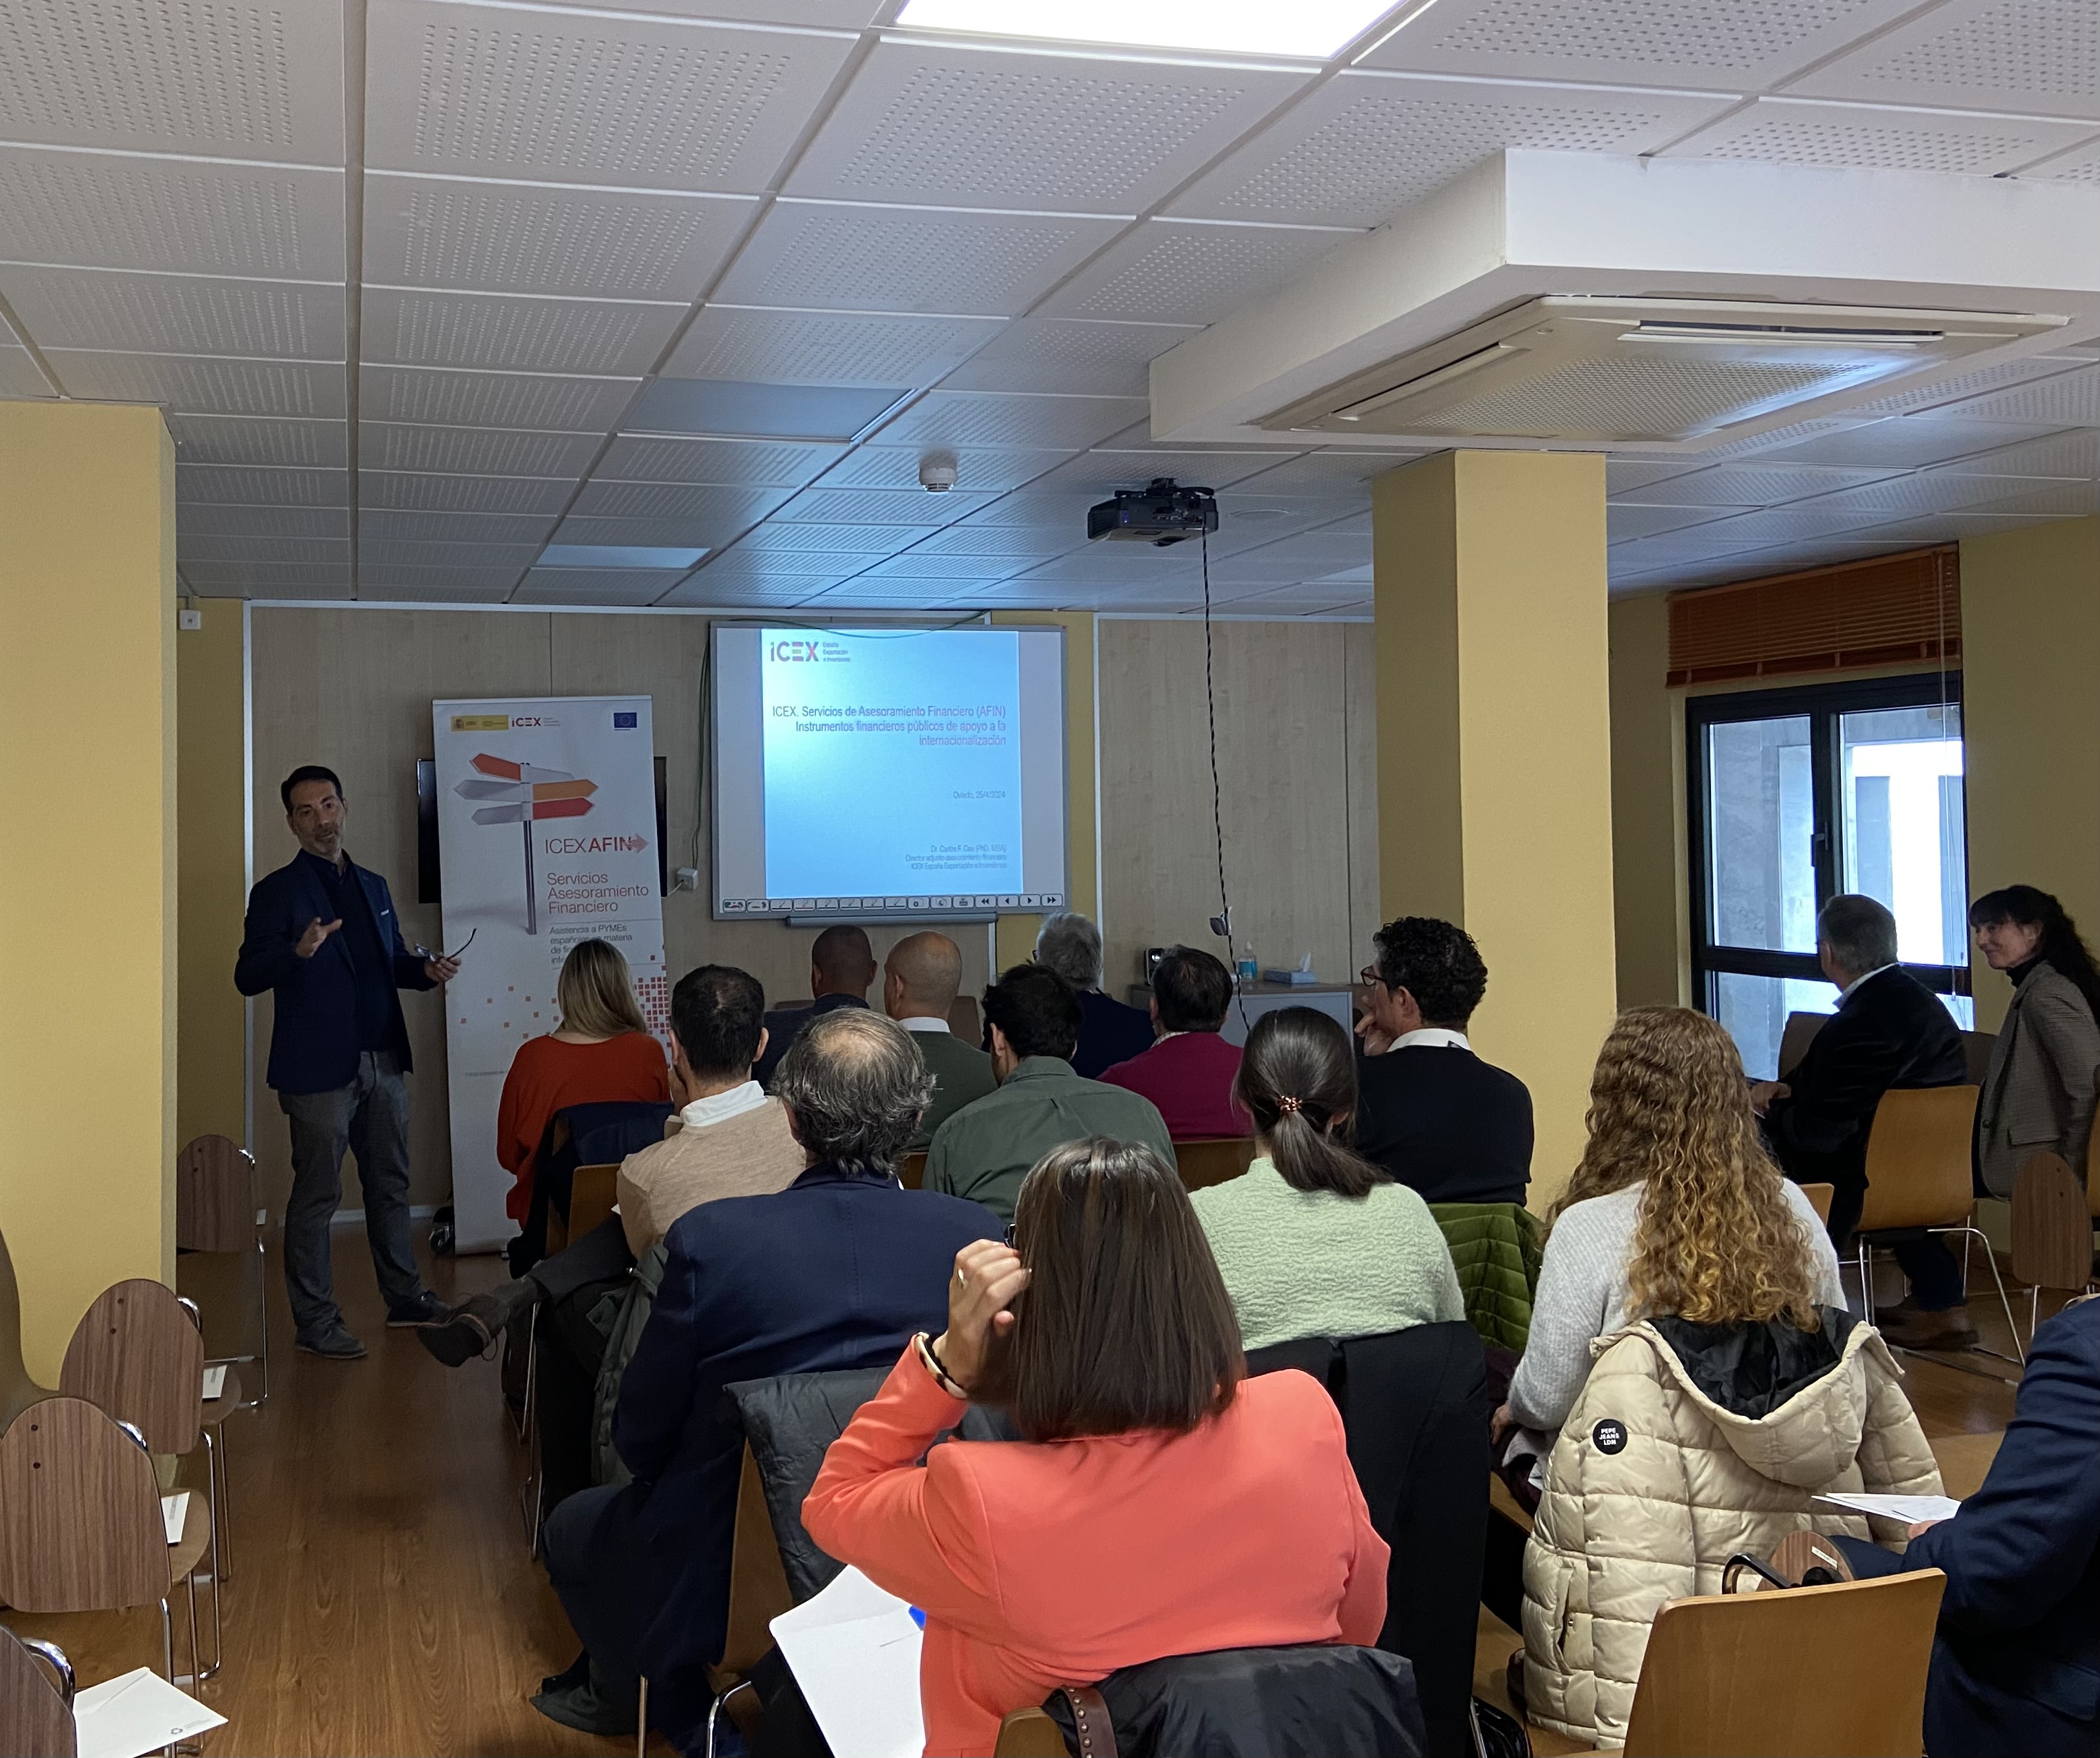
613, 712, 638, 729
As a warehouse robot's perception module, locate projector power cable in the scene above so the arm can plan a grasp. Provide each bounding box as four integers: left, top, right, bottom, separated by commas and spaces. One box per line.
1199, 529, 1251, 1033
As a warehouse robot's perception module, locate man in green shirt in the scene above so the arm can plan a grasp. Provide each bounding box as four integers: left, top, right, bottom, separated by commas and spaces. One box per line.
926, 963, 1175, 1221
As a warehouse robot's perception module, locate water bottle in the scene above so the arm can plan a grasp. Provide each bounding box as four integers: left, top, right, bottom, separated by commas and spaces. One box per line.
1237, 946, 1258, 986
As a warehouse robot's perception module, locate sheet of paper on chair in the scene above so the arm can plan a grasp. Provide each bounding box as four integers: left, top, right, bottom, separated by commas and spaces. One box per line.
201, 1363, 227, 1400
1812, 1492, 1960, 1524
160, 1490, 189, 1546
771, 1564, 925, 1758
74, 1666, 227, 1758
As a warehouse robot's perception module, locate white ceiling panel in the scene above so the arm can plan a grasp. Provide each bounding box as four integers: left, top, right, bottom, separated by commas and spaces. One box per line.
788, 38, 1311, 214
358, 574, 521, 601
1791, 0, 2100, 123
569, 480, 797, 522
362, 538, 544, 569
180, 535, 351, 565
512, 568, 691, 603
362, 364, 639, 431
675, 549, 856, 586
856, 551, 1028, 581
731, 521, 923, 555
51, 351, 345, 416
1360, 0, 1934, 90
169, 413, 349, 468
182, 560, 353, 593
0, 147, 342, 279
360, 471, 581, 512
1929, 363, 2100, 427
1749, 416, 2071, 468
1651, 501, 1913, 547
0, 0, 345, 160
718, 201, 1127, 316
872, 391, 1147, 450
555, 509, 773, 545
773, 486, 999, 524
181, 504, 349, 538
358, 423, 604, 475
361, 510, 558, 544
1928, 428, 2100, 477
362, 287, 682, 375
1845, 510, 2069, 542
1037, 218, 1358, 324
0, 344, 54, 396
1833, 349, 2097, 416
178, 464, 349, 505
664, 305, 1002, 385
531, 0, 881, 21
815, 444, 1077, 491
595, 434, 844, 484
364, 174, 753, 301
1608, 503, 1731, 540
0, 268, 343, 359
1036, 446, 1304, 492
908, 523, 1083, 559
1173, 70, 1731, 229
366, 0, 856, 192
1611, 462, 1899, 505
1606, 458, 1706, 493
2022, 138, 2100, 183
1771, 470, 2046, 519
960, 490, 1109, 529
1962, 479, 2100, 515
1664, 97, 2096, 175
1225, 451, 1418, 493
942, 318, 1198, 396
655, 580, 834, 607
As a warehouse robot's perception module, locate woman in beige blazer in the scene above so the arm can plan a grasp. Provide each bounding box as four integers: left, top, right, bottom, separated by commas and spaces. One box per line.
1971, 885, 2100, 1198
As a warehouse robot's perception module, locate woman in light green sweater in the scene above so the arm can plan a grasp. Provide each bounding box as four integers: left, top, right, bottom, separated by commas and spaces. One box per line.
1191, 1007, 1464, 1351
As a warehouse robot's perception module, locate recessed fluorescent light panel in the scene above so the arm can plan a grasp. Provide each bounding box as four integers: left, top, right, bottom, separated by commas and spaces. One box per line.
540, 546, 708, 570
893, 0, 1400, 59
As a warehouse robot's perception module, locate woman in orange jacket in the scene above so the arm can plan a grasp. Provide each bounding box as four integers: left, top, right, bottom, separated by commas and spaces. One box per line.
803, 1136, 1389, 1758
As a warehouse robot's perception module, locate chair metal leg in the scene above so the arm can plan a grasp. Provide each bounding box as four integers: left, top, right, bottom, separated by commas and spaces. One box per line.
509, 1321, 538, 1445
161, 1598, 174, 1682
637, 1676, 649, 1758
1932, 1224, 2026, 1366
186, 1573, 204, 1686
706, 1680, 754, 1758
1854, 1240, 1871, 1315
255, 1235, 271, 1404
204, 1427, 231, 1583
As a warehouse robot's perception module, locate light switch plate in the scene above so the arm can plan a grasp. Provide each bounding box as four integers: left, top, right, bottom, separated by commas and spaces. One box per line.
178, 608, 203, 631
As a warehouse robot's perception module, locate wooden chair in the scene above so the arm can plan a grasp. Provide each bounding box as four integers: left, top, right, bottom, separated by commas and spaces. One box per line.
699, 1444, 796, 1758
1173, 1136, 1254, 1192
1851, 1085, 2021, 1361
899, 1150, 927, 1190
0, 1627, 76, 1758
1777, 1011, 1827, 1081
0, 1396, 213, 1690
1799, 1182, 1835, 1225
2012, 1151, 2096, 1339
1960, 1030, 1997, 1086
0, 1224, 56, 1432
176, 1133, 268, 1403
544, 1162, 620, 1257
1621, 1570, 1945, 1757
994, 1707, 1068, 1757
59, 1278, 231, 1678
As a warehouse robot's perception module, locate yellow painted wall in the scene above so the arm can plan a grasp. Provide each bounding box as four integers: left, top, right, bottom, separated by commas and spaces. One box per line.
1960, 515, 2100, 1032
1608, 594, 1688, 1010
991, 610, 1096, 975
0, 401, 177, 1380
177, 599, 247, 1149
1373, 451, 1619, 1207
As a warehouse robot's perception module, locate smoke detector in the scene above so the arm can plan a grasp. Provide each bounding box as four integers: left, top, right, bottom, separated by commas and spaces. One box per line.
918, 453, 958, 492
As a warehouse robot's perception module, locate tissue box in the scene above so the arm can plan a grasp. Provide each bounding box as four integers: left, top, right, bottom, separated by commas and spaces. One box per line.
1262, 968, 1319, 985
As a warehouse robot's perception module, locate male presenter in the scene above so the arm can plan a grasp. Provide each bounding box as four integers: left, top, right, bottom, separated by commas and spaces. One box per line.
234, 765, 460, 1359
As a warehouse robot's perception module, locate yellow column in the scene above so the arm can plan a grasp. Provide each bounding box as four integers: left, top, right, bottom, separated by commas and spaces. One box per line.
1373, 451, 1618, 1209
177, 599, 248, 1147
990, 610, 1095, 974
0, 401, 177, 1380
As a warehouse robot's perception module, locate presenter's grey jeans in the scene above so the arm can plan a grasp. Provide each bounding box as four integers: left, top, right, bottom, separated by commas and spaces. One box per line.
278, 1051, 429, 1337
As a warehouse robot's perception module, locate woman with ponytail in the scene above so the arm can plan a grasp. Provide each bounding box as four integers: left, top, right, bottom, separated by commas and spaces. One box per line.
1189, 1006, 1462, 1351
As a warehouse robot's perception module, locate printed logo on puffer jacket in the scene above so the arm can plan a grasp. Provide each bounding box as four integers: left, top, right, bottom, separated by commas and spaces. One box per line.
1591, 1418, 1628, 1455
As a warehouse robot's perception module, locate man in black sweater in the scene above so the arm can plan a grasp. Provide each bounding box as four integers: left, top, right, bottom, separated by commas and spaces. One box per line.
1353, 916, 1532, 1205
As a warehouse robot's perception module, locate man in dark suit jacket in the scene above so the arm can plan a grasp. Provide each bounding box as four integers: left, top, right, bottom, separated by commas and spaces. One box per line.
881, 930, 995, 1148
537, 1009, 999, 1747
1835, 1293, 2100, 1756
1353, 916, 1532, 1205
753, 922, 874, 1088
1754, 894, 1968, 1342
233, 766, 458, 1358
1033, 910, 1153, 1077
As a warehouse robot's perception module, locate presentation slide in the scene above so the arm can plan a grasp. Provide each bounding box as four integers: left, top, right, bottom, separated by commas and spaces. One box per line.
712, 624, 1068, 920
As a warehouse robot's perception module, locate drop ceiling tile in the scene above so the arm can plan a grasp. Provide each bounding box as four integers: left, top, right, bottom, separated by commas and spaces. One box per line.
358, 573, 521, 601
366, 0, 856, 193
0, 0, 345, 160
655, 577, 831, 607
0, 344, 53, 396
1845, 511, 2071, 542
512, 568, 688, 604
873, 392, 1148, 451
1662, 97, 2095, 175
1225, 451, 1419, 493
958, 490, 1106, 529
664, 306, 1002, 385
1929, 428, 2100, 476
595, 435, 844, 484
1790, 0, 2100, 123
1750, 416, 2072, 468
534, 0, 881, 21
909, 523, 1083, 559
1606, 529, 1769, 573
816, 445, 1077, 492
941, 318, 1197, 396
1036, 218, 1357, 325
53, 351, 345, 416
1927, 363, 2100, 427
1359, 0, 1941, 91
1689, 414, 1882, 458
1035, 446, 1303, 493
0, 268, 343, 359
361, 364, 639, 431
0, 146, 343, 279
774, 486, 998, 524
676, 549, 856, 587
362, 288, 682, 375
364, 173, 753, 302
718, 201, 1127, 318
181, 504, 349, 538
856, 552, 1029, 581
569, 480, 797, 523
733, 521, 923, 556
169, 414, 348, 468
1205, 497, 1366, 551
1606, 458, 1708, 494
1836, 351, 2100, 417
1657, 503, 1906, 547
363, 538, 545, 570
1961, 479, 2100, 516
180, 534, 351, 565
787, 38, 1310, 215
1012, 551, 1204, 584
1173, 69, 1732, 229
360, 471, 581, 513
1608, 503, 1733, 540
181, 560, 352, 594
2022, 138, 2100, 183
627, 377, 906, 440
1611, 462, 1899, 505
178, 464, 349, 505
358, 423, 603, 476
555, 509, 775, 547
1782, 471, 2053, 518
360, 510, 560, 545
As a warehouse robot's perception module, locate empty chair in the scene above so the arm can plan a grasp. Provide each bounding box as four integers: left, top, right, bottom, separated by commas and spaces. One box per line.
2011, 1151, 2097, 1337
175, 1133, 268, 1402
0, 1627, 76, 1758
1171, 1135, 1253, 1192
1799, 1181, 1836, 1225
545, 1162, 619, 1256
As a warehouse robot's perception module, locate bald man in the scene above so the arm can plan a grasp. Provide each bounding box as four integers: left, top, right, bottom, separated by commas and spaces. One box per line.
753, 923, 876, 1089
882, 931, 997, 1149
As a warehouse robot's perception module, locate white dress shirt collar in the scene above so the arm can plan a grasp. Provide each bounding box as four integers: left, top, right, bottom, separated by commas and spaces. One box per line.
680, 1079, 767, 1130
1840, 963, 1897, 1003
897, 1016, 951, 1034
1389, 1027, 1472, 1052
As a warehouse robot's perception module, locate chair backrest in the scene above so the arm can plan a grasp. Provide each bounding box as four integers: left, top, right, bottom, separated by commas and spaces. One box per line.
1798, 1182, 1835, 1225
1856, 1085, 1981, 1233
567, 1163, 620, 1242
899, 1149, 927, 1190
993, 1707, 1068, 1758
175, 1134, 259, 1253
729, 1364, 890, 1604
947, 994, 981, 1044
718, 1441, 795, 1681
1173, 1135, 1253, 1192
0, 1396, 173, 1613
1960, 1030, 1997, 1086
2012, 1152, 2094, 1295
60, 1277, 206, 1455
0, 1629, 76, 1758
0, 1225, 56, 1432
1621, 1570, 1945, 1758
1777, 1011, 1827, 1079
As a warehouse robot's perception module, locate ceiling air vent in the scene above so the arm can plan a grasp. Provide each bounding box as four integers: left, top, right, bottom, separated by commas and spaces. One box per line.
1258, 297, 2062, 443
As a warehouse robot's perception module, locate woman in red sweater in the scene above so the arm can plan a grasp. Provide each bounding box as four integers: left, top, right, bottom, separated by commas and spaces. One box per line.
803, 1137, 1387, 1758
495, 938, 668, 1227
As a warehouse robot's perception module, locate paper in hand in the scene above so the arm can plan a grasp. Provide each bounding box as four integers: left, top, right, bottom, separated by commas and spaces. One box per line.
1813, 1490, 1960, 1524
771, 1565, 925, 1758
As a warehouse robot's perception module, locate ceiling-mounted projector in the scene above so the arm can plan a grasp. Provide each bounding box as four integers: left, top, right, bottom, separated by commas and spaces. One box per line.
1258, 296, 2064, 444
1087, 477, 1219, 546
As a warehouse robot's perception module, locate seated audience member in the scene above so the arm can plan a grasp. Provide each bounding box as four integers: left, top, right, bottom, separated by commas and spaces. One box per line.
1511, 1018, 1936, 1750
495, 938, 668, 1238
1034, 910, 1153, 1077
926, 964, 1174, 1222
803, 1136, 1389, 1758
1752, 894, 1968, 1341
1192, 1007, 1462, 1351
753, 923, 875, 1088
1884, 886, 2100, 1350
1100, 946, 1248, 1137
882, 930, 995, 1149
1353, 916, 1532, 1203
534, 1011, 999, 1744
1831, 1292, 2100, 1758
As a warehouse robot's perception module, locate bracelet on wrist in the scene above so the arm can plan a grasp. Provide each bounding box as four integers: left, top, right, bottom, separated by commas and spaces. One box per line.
915, 1331, 969, 1400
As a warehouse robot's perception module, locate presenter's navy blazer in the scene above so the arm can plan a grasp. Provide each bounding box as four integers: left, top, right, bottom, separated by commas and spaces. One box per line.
234, 853, 432, 1094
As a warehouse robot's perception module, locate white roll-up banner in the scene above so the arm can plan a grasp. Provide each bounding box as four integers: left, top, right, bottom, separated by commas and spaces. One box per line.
432, 696, 667, 1253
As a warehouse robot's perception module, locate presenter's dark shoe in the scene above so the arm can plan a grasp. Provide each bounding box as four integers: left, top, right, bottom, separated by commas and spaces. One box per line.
414, 1292, 504, 1367
1881, 1305, 1978, 1351
295, 1324, 368, 1361
386, 1291, 451, 1329
531, 1680, 636, 1737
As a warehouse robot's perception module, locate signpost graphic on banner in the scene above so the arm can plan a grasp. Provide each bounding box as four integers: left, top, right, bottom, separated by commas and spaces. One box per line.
432, 698, 665, 1253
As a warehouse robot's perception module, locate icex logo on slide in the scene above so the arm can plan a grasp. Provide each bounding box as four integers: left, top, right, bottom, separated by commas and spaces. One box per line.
1592, 1419, 1629, 1455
